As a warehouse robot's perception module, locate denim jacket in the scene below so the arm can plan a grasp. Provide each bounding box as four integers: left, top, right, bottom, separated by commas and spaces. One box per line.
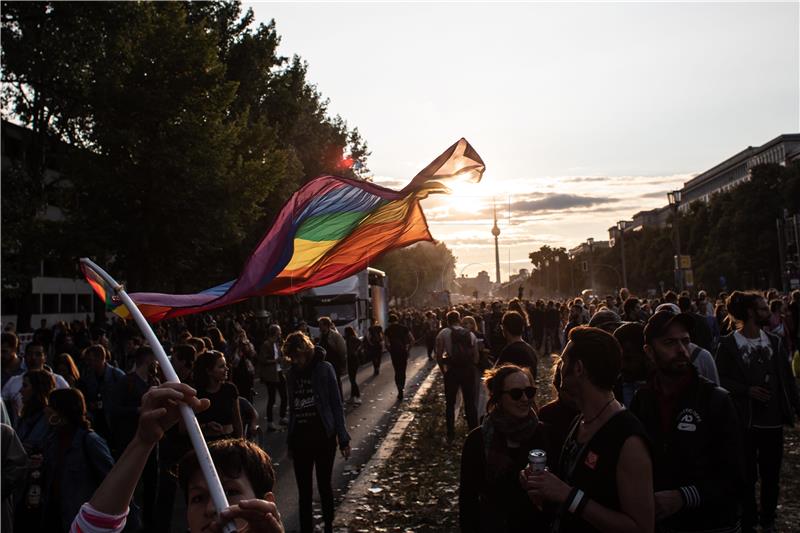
287, 347, 350, 449
44, 428, 114, 529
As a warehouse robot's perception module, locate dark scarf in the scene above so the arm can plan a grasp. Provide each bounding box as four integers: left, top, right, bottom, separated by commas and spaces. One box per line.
481, 408, 539, 483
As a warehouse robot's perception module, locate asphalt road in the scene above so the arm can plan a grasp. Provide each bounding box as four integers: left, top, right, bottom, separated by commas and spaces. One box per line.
259, 344, 434, 533
170, 344, 435, 532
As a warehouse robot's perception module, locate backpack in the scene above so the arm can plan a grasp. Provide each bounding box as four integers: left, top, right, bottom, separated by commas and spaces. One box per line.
448, 327, 474, 367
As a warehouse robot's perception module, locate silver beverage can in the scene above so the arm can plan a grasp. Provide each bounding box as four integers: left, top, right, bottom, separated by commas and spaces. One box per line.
528, 449, 547, 472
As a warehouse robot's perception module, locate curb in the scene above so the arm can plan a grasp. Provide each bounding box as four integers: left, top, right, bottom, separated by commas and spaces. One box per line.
333, 362, 441, 527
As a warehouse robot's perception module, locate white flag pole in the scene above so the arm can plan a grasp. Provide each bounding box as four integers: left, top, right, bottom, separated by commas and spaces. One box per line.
80, 258, 236, 533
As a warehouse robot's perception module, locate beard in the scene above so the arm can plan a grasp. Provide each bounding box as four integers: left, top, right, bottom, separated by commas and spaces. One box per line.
658, 355, 691, 377
756, 316, 771, 328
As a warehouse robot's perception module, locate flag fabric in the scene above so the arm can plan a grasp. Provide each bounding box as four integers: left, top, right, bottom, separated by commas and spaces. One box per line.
80, 261, 123, 312
86, 138, 484, 323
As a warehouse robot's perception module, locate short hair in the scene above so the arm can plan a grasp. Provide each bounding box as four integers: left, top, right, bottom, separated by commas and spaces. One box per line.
267, 324, 281, 337
178, 438, 275, 499
200, 337, 214, 351
25, 342, 45, 356
663, 291, 678, 304
462, 316, 477, 331
446, 310, 461, 325
622, 297, 640, 316
501, 311, 524, 337
483, 364, 534, 412
1, 332, 19, 350
187, 337, 206, 355
318, 317, 332, 327
565, 326, 621, 391
677, 295, 692, 313
388, 313, 398, 323
726, 290, 763, 323
83, 344, 109, 362
769, 299, 783, 314
172, 344, 197, 368
134, 345, 155, 367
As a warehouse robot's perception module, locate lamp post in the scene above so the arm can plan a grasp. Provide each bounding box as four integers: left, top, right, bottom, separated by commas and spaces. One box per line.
616, 220, 628, 289
545, 259, 550, 293
587, 238, 595, 292
667, 190, 683, 291
555, 255, 561, 295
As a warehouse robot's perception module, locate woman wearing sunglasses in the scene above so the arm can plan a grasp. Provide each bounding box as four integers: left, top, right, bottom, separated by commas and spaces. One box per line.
459, 363, 550, 533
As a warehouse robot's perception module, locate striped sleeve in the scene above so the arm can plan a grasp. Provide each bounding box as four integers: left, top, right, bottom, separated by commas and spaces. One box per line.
70, 503, 128, 533
678, 485, 701, 509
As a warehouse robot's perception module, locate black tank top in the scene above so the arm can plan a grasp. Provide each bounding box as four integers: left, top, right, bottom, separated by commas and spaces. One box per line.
556, 409, 650, 532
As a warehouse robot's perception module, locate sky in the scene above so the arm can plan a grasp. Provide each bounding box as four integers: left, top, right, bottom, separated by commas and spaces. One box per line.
247, 1, 800, 280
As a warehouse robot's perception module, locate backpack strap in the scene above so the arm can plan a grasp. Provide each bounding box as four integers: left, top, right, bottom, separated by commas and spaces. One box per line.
691, 346, 702, 363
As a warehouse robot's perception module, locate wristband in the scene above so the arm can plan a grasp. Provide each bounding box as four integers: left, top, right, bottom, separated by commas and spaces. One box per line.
567, 489, 585, 514
575, 491, 590, 516
562, 487, 578, 514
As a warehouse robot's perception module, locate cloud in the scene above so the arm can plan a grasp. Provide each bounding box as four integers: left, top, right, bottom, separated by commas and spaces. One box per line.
511, 193, 618, 213
638, 190, 671, 199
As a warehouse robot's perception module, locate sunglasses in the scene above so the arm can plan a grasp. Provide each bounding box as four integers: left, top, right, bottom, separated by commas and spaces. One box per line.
503, 386, 536, 400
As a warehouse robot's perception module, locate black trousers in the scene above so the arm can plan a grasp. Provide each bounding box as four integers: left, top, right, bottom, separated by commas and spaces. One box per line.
743, 426, 783, 529
370, 348, 382, 375
266, 374, 287, 422
443, 365, 479, 440
292, 434, 337, 533
390, 350, 408, 394
425, 334, 436, 358
347, 355, 360, 398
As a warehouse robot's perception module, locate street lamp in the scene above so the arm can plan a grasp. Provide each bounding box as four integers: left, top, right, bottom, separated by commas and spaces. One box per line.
587, 238, 595, 292
616, 220, 628, 289
545, 259, 550, 292
668, 190, 683, 291
554, 255, 561, 295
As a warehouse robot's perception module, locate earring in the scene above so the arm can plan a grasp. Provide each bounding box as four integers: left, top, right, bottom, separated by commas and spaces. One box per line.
48, 414, 62, 426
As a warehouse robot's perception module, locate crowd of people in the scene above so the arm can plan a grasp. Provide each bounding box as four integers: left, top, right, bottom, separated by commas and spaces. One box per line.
0, 286, 798, 533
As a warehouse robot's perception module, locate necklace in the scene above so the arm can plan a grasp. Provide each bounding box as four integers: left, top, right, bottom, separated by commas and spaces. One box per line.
581, 397, 615, 425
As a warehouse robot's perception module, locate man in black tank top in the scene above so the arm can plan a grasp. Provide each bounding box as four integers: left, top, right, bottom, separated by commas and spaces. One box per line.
631, 310, 744, 533
521, 326, 654, 533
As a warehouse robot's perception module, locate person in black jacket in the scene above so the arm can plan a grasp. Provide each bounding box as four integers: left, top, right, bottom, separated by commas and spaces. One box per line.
716, 291, 800, 533
632, 310, 744, 533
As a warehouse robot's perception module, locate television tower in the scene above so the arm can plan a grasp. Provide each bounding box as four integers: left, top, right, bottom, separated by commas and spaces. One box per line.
492, 199, 501, 284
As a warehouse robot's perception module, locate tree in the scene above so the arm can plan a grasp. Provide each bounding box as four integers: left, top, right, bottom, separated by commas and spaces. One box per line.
2, 1, 372, 304
375, 242, 457, 305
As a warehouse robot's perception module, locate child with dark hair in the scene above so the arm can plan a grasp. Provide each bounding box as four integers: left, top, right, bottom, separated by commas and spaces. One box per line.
71, 383, 284, 533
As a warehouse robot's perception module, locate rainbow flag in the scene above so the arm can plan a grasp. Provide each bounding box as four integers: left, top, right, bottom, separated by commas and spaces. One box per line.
89, 138, 484, 322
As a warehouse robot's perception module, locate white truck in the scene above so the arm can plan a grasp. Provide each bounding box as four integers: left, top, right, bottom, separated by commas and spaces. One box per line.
302, 267, 388, 338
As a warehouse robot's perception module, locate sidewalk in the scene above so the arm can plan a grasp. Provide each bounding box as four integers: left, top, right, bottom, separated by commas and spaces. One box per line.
334, 365, 464, 532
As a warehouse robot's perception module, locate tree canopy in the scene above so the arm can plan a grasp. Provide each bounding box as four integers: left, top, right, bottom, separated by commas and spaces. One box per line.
1, 1, 370, 298
527, 161, 800, 296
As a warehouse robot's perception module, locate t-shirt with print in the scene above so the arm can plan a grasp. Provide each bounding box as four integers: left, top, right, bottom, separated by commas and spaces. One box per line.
733, 330, 782, 428
291, 365, 325, 447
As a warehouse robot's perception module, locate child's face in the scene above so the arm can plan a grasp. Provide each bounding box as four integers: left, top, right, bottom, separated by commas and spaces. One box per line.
186, 471, 269, 532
